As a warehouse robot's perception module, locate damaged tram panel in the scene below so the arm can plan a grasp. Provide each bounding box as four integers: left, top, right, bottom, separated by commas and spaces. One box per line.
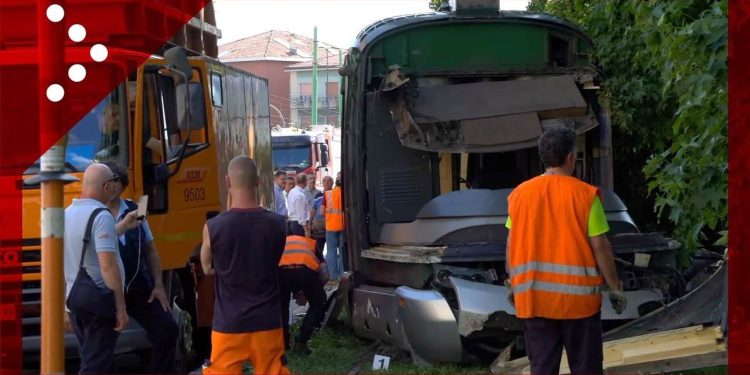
340, 4, 692, 365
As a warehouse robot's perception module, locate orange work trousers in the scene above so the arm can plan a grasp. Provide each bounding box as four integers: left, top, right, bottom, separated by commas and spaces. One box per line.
204, 328, 290, 375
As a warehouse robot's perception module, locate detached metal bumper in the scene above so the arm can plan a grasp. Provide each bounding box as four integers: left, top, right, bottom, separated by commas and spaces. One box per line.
396, 287, 464, 364
352, 277, 664, 365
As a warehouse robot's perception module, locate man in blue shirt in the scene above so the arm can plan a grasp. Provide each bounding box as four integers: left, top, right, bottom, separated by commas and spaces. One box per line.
103, 161, 178, 373
274, 170, 288, 218
309, 176, 333, 259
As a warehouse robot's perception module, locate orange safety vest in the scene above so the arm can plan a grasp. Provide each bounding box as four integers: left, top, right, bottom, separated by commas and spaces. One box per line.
324, 187, 344, 232
507, 174, 604, 320
279, 235, 320, 271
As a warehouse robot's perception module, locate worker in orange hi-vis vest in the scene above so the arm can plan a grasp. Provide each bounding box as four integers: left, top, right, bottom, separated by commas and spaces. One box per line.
278, 224, 327, 355
505, 126, 627, 375
322, 172, 345, 281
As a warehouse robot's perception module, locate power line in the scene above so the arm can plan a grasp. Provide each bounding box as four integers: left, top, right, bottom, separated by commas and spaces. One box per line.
269, 94, 294, 102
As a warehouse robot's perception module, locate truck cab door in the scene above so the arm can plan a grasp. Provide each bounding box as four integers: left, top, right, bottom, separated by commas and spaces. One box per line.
135, 60, 219, 271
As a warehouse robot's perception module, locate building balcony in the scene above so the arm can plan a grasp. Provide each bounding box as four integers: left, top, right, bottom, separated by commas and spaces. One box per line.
291, 95, 338, 109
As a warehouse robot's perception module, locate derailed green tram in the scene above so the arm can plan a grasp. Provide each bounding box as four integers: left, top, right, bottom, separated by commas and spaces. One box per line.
337, 0, 687, 364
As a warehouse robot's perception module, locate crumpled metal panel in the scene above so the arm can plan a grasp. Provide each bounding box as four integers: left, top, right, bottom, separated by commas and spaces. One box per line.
449, 276, 515, 337
449, 276, 664, 336
396, 286, 463, 364
605, 263, 726, 341
601, 289, 664, 320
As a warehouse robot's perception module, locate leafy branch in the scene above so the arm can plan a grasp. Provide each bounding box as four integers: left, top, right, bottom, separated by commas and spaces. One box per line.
530, 0, 727, 260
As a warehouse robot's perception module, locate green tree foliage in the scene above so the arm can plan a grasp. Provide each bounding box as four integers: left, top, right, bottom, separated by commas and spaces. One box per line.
534, 0, 593, 25
527, 0, 548, 12
529, 0, 727, 260
429, 0, 444, 11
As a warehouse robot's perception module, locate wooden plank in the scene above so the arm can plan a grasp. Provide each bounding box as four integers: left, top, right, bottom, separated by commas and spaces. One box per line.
460, 153, 468, 190
491, 325, 726, 374
560, 325, 726, 374
439, 152, 453, 194
606, 351, 726, 374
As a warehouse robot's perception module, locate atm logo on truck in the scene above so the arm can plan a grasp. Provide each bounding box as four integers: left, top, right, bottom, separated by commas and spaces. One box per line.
177, 168, 208, 184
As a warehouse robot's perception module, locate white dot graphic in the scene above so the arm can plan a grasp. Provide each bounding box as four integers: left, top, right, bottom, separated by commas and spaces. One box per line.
68, 24, 86, 42
90, 44, 108, 62
46, 4, 64, 22
68, 64, 86, 82
46, 84, 65, 102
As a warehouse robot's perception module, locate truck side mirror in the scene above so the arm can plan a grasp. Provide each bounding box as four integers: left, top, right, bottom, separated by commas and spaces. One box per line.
164, 47, 192, 84
319, 143, 329, 167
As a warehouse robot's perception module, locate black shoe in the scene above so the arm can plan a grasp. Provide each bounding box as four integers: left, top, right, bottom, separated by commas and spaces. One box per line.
292, 341, 312, 355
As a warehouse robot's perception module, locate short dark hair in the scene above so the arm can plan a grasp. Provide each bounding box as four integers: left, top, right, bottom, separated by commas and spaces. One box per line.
274, 170, 286, 177
101, 161, 129, 188
538, 126, 577, 169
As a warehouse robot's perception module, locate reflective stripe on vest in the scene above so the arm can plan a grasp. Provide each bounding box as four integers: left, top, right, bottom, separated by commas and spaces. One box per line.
513, 280, 602, 296
279, 235, 320, 271
507, 175, 604, 319
510, 261, 601, 279
324, 188, 344, 232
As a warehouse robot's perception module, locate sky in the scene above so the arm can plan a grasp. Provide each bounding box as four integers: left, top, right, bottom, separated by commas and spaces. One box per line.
214, 0, 530, 48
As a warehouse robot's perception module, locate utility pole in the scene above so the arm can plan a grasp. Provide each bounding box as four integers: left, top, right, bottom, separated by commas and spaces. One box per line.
36, 0, 76, 373
312, 26, 318, 126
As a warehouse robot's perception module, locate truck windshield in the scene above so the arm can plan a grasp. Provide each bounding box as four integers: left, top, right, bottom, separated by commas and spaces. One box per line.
24, 88, 128, 174
272, 145, 311, 170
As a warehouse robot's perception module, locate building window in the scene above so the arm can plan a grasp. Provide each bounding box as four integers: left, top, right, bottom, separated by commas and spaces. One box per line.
300, 83, 312, 95
326, 82, 338, 97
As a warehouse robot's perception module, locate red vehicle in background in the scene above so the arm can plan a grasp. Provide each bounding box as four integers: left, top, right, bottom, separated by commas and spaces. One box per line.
271, 125, 338, 186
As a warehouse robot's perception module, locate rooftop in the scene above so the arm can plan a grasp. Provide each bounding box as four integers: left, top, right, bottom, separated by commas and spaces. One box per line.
219, 30, 342, 62
286, 51, 346, 70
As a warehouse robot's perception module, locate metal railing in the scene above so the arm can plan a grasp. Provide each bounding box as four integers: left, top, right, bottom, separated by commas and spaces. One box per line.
291, 95, 338, 109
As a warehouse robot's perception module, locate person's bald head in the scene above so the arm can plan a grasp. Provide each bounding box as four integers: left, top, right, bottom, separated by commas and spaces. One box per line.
296, 173, 307, 187
227, 156, 258, 190
81, 163, 118, 203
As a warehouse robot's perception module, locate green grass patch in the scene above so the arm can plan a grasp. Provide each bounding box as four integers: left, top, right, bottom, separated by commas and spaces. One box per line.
282, 313, 487, 374
242, 316, 728, 374
286, 323, 371, 374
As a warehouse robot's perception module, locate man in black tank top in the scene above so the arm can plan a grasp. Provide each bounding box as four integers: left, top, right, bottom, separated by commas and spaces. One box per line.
199, 156, 290, 375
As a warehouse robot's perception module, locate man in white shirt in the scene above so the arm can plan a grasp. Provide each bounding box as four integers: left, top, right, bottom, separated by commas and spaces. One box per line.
64, 163, 136, 374
286, 173, 310, 236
